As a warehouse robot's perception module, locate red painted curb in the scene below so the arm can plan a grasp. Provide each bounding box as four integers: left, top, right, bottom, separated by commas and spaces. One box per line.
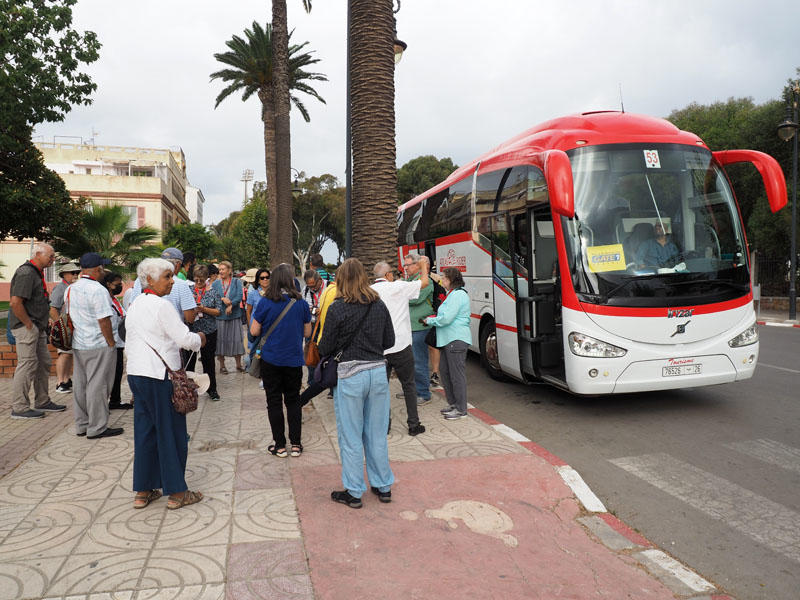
519, 441, 568, 467
598, 513, 653, 548
756, 320, 800, 328
467, 407, 501, 425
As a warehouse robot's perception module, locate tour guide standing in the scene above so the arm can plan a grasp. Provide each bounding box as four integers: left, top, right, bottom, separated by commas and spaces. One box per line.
69, 252, 123, 438
8, 243, 66, 419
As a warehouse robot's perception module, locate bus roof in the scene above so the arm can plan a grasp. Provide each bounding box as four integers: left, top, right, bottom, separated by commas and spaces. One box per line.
399, 111, 707, 212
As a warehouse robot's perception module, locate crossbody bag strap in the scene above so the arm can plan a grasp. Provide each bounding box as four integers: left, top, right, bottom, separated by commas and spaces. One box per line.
255, 298, 296, 355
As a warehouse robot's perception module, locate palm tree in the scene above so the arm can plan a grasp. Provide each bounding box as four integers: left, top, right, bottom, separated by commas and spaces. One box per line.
349, 0, 398, 268
210, 19, 324, 265
51, 203, 161, 271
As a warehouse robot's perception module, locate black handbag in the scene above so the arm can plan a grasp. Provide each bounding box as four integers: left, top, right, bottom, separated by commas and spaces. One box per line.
314, 302, 373, 389
424, 326, 437, 348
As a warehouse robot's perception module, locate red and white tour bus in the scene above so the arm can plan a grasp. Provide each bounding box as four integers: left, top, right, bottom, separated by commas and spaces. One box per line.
396, 111, 787, 394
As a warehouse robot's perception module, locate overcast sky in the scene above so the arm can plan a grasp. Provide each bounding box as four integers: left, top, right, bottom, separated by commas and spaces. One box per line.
36, 0, 800, 231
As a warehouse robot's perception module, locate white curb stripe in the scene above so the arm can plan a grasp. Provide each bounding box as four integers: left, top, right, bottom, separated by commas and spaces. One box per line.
557, 466, 607, 513
492, 423, 530, 442
638, 549, 715, 593
765, 322, 795, 327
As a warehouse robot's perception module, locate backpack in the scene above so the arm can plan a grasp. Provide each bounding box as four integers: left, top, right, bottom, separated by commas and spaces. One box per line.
430, 278, 447, 311
49, 288, 74, 351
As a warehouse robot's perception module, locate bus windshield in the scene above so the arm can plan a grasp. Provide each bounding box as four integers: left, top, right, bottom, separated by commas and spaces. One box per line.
562, 143, 750, 307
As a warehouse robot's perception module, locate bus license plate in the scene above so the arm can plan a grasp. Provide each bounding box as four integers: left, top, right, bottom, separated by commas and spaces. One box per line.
662, 364, 702, 377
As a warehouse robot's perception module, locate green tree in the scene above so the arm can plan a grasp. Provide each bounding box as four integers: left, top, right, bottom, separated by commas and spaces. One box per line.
230, 187, 271, 269
667, 96, 791, 259
51, 203, 161, 271
163, 222, 218, 259
350, 0, 398, 268
292, 173, 345, 268
397, 155, 458, 204
210, 18, 324, 267
0, 0, 100, 241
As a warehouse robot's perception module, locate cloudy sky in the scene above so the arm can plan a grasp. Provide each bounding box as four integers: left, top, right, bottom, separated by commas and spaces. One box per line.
36, 0, 800, 231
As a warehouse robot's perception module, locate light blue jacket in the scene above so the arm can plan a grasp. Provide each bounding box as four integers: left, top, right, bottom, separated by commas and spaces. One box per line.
425, 287, 471, 347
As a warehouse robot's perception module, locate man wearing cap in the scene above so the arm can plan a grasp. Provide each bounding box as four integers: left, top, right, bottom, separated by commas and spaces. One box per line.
50, 262, 81, 394
9, 243, 66, 419
68, 252, 123, 439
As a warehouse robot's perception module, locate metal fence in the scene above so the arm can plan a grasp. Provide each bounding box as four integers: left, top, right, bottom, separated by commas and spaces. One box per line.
754, 257, 797, 296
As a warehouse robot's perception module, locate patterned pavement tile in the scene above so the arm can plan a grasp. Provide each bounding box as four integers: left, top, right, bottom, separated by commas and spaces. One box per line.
133, 583, 224, 600
227, 540, 308, 580
387, 440, 436, 463
18, 499, 104, 528
470, 438, 530, 456
0, 556, 68, 600
0, 502, 35, 532
137, 546, 226, 589
224, 575, 314, 600
286, 449, 340, 468
46, 550, 149, 597
0, 466, 67, 504
43, 592, 135, 600
184, 453, 236, 493
46, 463, 124, 501
234, 453, 290, 491
231, 489, 300, 543
156, 498, 232, 548
0, 524, 86, 559
75, 508, 165, 553
422, 442, 479, 459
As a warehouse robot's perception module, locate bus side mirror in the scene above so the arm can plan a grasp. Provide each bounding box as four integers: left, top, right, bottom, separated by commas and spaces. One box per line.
713, 149, 787, 213
541, 150, 575, 218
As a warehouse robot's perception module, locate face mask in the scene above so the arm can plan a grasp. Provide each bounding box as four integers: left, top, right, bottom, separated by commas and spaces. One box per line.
111, 284, 123, 295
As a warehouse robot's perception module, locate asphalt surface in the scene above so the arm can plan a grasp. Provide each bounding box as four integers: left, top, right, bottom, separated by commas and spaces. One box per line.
465, 325, 800, 600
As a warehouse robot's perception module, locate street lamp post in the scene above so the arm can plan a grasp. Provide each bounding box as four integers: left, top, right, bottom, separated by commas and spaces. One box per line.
777, 82, 799, 321
290, 167, 303, 198
241, 169, 254, 205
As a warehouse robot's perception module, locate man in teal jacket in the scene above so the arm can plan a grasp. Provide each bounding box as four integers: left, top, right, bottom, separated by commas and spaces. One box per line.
406, 254, 434, 403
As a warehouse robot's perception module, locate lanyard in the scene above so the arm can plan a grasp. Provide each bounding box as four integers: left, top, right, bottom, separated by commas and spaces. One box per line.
194, 286, 206, 304
110, 295, 124, 317
221, 278, 232, 297
143, 288, 158, 295
29, 261, 49, 300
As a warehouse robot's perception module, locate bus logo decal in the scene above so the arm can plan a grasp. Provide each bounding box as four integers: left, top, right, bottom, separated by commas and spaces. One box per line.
667, 308, 693, 318
670, 321, 691, 337
439, 248, 467, 272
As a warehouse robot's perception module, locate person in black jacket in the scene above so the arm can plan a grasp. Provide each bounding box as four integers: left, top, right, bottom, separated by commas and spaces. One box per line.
317, 258, 395, 508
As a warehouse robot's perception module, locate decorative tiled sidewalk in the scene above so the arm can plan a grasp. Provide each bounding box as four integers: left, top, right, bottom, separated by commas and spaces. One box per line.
0, 371, 526, 599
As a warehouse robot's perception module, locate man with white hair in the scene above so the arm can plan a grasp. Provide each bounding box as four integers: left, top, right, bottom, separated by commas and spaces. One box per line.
9, 243, 66, 419
127, 248, 196, 324
371, 259, 430, 436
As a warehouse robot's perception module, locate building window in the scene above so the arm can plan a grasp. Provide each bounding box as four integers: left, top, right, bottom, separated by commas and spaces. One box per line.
120, 206, 137, 230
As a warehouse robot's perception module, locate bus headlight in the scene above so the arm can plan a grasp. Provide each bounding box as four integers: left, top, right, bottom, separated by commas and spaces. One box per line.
568, 332, 627, 358
728, 323, 758, 347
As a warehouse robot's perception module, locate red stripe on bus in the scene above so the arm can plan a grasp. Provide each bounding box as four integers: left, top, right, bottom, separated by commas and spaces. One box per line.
493, 281, 516, 300
496, 323, 517, 332
434, 232, 472, 246
577, 292, 753, 317
470, 313, 482, 319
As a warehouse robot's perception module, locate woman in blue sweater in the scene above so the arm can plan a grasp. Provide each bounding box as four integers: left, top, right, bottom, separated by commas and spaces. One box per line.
424, 267, 471, 420
212, 261, 245, 373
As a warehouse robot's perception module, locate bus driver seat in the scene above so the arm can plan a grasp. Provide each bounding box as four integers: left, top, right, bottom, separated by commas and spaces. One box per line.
624, 222, 654, 266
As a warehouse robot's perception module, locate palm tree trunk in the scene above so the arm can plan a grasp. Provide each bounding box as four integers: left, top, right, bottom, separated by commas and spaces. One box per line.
349, 0, 397, 270
272, 0, 294, 267
259, 88, 279, 263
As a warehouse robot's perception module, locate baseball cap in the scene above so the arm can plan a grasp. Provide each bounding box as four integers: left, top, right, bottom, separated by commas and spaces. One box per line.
58, 262, 81, 274
79, 252, 111, 269
161, 247, 184, 262
242, 268, 258, 283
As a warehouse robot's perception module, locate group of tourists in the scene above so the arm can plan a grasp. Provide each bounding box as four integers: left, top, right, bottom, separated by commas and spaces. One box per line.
7, 244, 472, 513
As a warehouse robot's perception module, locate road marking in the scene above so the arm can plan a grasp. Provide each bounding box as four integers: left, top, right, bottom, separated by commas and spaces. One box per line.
758, 362, 800, 374
636, 549, 716, 593
557, 466, 607, 513
609, 453, 800, 564
492, 423, 530, 442
724, 439, 800, 475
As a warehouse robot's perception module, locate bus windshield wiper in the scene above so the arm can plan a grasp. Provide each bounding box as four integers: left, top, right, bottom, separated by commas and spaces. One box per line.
602, 274, 661, 301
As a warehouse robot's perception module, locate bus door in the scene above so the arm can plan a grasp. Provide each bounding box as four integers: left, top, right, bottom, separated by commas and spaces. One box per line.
512, 205, 564, 381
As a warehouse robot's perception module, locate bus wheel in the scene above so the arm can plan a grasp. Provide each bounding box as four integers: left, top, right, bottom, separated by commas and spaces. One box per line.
480, 321, 506, 381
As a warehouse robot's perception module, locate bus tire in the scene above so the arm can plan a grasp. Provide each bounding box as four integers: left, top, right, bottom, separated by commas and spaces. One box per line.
479, 320, 506, 381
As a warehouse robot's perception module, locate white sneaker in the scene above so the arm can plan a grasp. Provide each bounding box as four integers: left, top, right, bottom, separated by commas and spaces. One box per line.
259, 380, 264, 389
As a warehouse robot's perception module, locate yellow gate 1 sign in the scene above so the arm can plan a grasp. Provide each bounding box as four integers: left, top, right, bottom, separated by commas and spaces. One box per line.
586, 244, 626, 272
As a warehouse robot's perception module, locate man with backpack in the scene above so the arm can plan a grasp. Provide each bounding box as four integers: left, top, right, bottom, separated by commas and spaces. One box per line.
406, 254, 442, 406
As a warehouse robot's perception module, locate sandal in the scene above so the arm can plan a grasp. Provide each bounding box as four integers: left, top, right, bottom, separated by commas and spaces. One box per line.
133, 489, 162, 509
167, 490, 203, 510
268, 444, 288, 458
236, 366, 246, 372
219, 366, 229, 374
290, 444, 303, 457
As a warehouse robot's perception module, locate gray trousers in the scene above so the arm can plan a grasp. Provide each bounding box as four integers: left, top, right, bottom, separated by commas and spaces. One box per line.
385, 344, 420, 427
11, 325, 52, 413
73, 346, 115, 436
439, 340, 469, 414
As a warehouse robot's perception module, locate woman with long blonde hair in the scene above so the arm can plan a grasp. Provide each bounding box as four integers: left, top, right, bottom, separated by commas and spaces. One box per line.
317, 258, 396, 509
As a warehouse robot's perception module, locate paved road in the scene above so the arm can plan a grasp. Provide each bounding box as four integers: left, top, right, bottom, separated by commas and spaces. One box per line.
465, 325, 800, 600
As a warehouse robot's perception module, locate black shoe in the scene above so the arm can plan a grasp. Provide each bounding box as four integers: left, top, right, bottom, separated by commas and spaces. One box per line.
331, 490, 362, 508
370, 486, 392, 503
208, 390, 220, 401
38, 400, 66, 412
408, 424, 426, 436
109, 401, 133, 410
87, 427, 124, 439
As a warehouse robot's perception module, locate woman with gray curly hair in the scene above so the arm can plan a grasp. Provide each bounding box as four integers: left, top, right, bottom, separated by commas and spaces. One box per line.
125, 258, 207, 510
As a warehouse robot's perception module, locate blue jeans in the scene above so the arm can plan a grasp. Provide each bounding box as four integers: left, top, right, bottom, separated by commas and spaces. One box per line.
333, 366, 394, 498
129, 374, 188, 496
411, 329, 431, 400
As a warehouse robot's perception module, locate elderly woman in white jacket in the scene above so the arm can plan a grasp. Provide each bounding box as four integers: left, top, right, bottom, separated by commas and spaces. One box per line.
125, 258, 206, 510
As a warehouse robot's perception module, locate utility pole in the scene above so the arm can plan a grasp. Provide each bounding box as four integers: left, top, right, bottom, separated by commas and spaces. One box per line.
241, 169, 254, 206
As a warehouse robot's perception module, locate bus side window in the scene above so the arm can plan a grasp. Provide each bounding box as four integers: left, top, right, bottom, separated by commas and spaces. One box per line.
475, 169, 508, 236
414, 190, 447, 242
430, 178, 471, 238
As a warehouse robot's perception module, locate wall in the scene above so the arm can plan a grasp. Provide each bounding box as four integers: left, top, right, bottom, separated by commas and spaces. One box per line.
0, 341, 58, 378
